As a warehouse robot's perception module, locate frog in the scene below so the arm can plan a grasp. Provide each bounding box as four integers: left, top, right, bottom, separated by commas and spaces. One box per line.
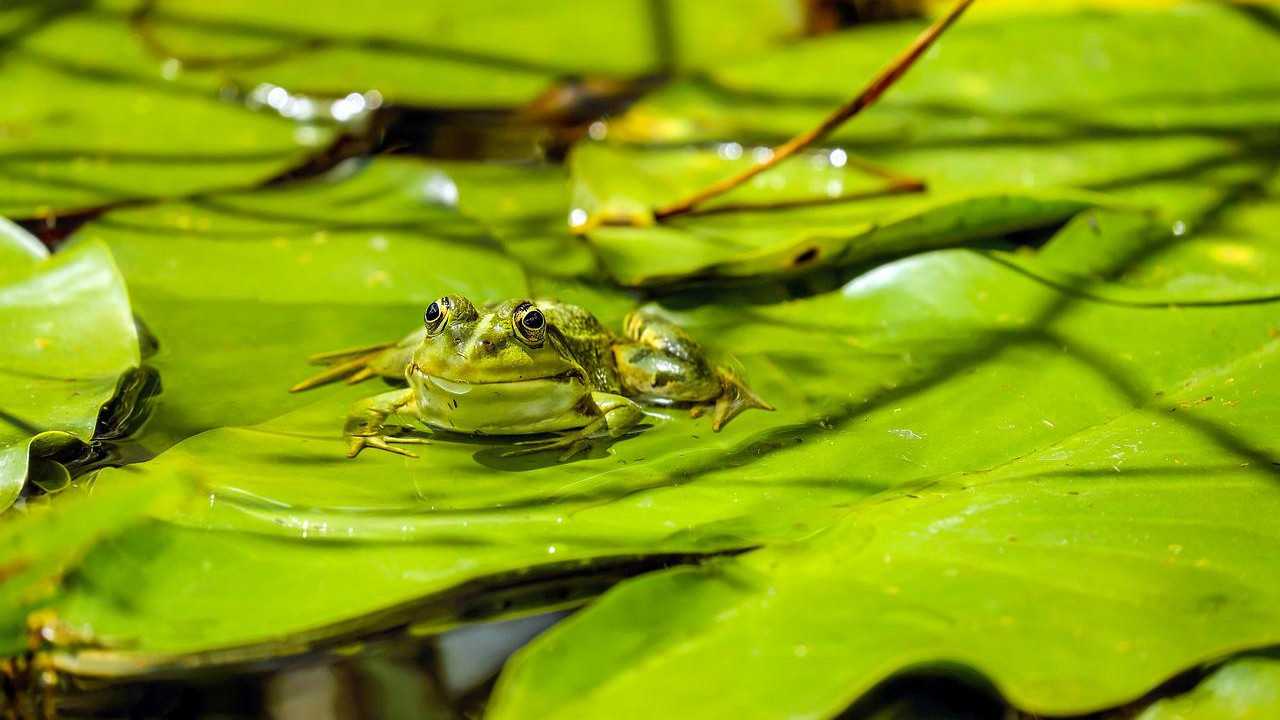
290, 295, 772, 459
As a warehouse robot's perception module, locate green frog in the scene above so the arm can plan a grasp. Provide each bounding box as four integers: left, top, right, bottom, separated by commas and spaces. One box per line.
291, 295, 772, 459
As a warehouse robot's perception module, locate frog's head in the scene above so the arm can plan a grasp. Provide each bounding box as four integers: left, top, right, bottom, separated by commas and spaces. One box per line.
410, 295, 577, 383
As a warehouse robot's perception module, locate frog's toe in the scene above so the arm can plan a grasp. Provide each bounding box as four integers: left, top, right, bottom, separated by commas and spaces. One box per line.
347, 435, 424, 459
711, 369, 774, 432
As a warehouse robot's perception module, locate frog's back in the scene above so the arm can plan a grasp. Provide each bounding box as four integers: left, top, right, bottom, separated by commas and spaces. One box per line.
540, 300, 621, 393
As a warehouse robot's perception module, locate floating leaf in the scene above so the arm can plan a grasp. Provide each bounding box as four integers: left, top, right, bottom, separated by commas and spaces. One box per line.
34, 199, 1280, 688
0, 1, 333, 218
0, 476, 176, 657
576, 4, 1280, 285
0, 230, 138, 511
133, 0, 806, 106
489, 249, 1280, 719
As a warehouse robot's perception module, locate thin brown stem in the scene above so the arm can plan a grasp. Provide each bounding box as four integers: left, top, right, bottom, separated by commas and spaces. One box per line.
654, 0, 976, 221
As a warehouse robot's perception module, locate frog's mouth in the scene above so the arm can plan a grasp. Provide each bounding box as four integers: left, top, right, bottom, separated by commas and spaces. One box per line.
410, 362, 581, 392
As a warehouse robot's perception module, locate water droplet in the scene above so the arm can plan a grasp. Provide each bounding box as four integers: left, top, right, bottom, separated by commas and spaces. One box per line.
752, 146, 774, 164
828, 148, 848, 168
265, 86, 289, 110
330, 92, 367, 123
547, 545, 558, 554
568, 208, 589, 229
293, 126, 324, 146
421, 172, 459, 207
160, 58, 182, 81
587, 121, 608, 141
825, 179, 843, 198
1172, 220, 1187, 236
368, 235, 389, 252
717, 142, 743, 160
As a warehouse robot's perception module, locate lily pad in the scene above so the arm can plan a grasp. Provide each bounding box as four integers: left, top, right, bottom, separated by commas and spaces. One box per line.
0, 230, 139, 511
577, 3, 1280, 286
32, 198, 1280, 687
0, 475, 176, 657
572, 142, 1096, 287
0, 0, 333, 219
488, 252, 1280, 718
132, 0, 806, 106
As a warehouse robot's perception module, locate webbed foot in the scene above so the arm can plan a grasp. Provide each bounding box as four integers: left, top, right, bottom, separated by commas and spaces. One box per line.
502, 392, 645, 461
707, 368, 774, 431
290, 344, 394, 393
346, 434, 430, 459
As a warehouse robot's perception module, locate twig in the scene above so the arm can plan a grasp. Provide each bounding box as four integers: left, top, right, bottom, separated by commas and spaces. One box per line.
654, 0, 976, 221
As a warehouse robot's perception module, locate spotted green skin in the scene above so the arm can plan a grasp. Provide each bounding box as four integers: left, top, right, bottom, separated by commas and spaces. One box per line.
317, 296, 764, 459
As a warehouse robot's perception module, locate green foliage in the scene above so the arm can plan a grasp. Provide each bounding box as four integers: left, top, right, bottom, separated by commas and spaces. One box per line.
0, 1, 330, 218
581, 3, 1280, 286
137, 0, 805, 105
0, 229, 138, 510
1, 2, 1279, 717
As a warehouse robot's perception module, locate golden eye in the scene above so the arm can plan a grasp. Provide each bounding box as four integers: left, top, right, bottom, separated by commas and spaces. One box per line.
424, 297, 450, 336
513, 301, 545, 347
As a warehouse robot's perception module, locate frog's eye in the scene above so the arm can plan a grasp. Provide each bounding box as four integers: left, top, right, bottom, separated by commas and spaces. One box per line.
513, 301, 545, 347
424, 299, 449, 336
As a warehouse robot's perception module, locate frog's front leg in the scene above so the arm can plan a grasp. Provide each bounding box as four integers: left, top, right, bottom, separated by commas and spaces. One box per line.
506, 392, 645, 461
344, 388, 430, 458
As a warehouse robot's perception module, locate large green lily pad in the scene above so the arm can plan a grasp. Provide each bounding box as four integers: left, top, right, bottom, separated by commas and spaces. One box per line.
576, 4, 1280, 286
29, 195, 1280, 690
0, 0, 333, 219
487, 230, 1280, 718
0, 229, 138, 511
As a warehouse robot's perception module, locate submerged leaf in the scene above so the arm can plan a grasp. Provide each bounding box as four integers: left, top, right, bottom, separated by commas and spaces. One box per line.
1137, 656, 1280, 720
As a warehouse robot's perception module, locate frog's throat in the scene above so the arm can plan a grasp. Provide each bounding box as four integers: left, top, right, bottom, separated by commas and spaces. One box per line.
409, 362, 581, 390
